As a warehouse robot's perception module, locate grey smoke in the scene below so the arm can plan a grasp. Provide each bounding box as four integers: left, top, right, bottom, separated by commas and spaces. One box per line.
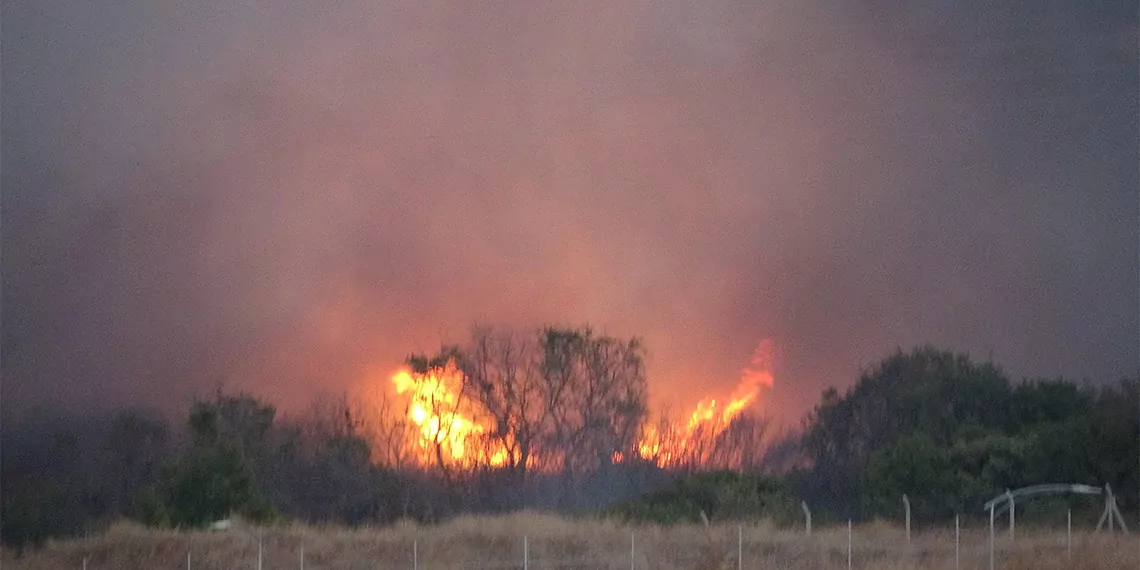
3, 0, 1137, 427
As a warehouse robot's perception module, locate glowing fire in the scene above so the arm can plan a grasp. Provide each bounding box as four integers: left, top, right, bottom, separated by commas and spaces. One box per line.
637, 339, 774, 466
388, 340, 774, 470
391, 363, 507, 467
686, 338, 774, 433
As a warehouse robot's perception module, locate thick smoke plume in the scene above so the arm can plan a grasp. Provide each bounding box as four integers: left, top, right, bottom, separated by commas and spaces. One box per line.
3, 0, 1137, 426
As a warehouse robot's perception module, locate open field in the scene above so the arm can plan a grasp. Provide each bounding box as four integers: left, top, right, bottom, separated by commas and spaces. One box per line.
3, 513, 1137, 570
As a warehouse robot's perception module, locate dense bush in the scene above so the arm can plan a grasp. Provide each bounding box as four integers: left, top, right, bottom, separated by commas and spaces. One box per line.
604, 471, 799, 525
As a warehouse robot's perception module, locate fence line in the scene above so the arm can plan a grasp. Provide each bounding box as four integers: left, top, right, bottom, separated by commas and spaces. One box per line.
71, 518, 1128, 570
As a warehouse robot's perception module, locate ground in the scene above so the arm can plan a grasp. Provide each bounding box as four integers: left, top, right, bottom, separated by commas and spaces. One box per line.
3, 513, 1136, 569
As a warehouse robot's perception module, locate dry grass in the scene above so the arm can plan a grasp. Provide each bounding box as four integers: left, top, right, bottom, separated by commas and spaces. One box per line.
3, 513, 1136, 569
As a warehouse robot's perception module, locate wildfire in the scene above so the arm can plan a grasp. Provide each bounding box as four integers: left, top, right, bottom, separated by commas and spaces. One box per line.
391, 363, 507, 467
388, 339, 774, 470
637, 339, 774, 466
686, 338, 774, 432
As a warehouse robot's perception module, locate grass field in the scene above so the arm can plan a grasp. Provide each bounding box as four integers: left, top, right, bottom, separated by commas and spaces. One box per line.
3, 513, 1136, 569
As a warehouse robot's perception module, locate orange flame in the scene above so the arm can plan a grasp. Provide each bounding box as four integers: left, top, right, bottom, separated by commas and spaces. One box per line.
689, 338, 774, 429
387, 340, 774, 471
637, 339, 774, 466
391, 362, 507, 468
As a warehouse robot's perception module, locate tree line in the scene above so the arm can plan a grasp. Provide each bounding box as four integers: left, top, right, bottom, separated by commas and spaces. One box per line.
794, 346, 1139, 524
2, 329, 1136, 550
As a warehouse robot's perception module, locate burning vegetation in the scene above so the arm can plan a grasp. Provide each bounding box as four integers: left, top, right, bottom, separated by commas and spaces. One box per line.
6, 342, 1138, 548
384, 327, 774, 474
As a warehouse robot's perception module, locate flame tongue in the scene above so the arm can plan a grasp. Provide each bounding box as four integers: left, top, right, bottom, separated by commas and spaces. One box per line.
638, 339, 774, 466
715, 339, 774, 423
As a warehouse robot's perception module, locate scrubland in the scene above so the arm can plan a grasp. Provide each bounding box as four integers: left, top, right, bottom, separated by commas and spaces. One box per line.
3, 513, 1135, 570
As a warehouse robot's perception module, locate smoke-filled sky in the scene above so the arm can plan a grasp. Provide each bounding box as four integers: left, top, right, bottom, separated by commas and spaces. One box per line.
3, 0, 1138, 427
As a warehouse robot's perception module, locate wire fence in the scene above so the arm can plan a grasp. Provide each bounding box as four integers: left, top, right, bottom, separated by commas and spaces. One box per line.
61, 519, 1138, 570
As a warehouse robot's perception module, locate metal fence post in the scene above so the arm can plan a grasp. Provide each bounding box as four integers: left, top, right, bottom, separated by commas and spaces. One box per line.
187, 549, 191, 570
737, 525, 743, 570
1067, 509, 1072, 561
83, 557, 88, 570
630, 531, 635, 570
989, 502, 995, 570
846, 520, 852, 570
903, 494, 911, 546
300, 542, 305, 570
1007, 489, 1015, 541
1106, 484, 1114, 533
801, 501, 811, 537
1109, 487, 1115, 533
955, 514, 960, 570
523, 535, 528, 570
413, 539, 418, 570
258, 536, 263, 570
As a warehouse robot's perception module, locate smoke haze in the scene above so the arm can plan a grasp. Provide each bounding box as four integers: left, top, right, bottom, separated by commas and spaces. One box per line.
3, 0, 1137, 426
